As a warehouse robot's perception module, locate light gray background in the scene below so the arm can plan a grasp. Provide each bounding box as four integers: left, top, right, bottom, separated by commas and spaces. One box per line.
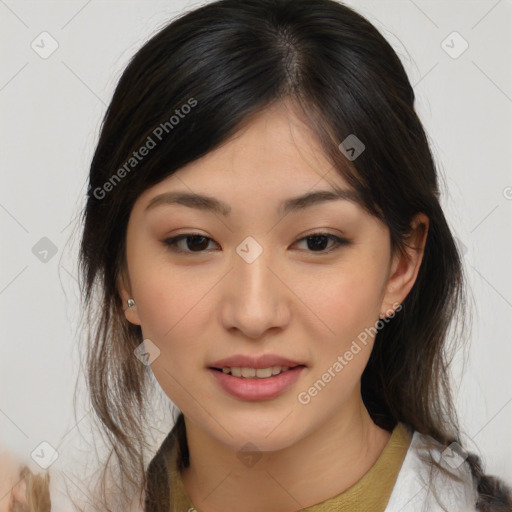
1, 0, 511, 494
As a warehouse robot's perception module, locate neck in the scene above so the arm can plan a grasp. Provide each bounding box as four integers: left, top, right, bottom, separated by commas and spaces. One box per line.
181, 397, 392, 512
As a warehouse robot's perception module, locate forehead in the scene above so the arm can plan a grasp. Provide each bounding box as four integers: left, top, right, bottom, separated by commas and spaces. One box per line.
138, 101, 355, 209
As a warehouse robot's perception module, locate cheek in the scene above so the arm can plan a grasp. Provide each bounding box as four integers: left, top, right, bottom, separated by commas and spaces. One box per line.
310, 262, 385, 335
127, 234, 196, 330
128, 263, 213, 407
128, 256, 215, 362
298, 256, 388, 394
296, 267, 385, 411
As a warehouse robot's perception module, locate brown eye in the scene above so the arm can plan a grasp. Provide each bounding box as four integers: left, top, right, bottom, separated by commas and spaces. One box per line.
163, 234, 218, 253
294, 232, 350, 254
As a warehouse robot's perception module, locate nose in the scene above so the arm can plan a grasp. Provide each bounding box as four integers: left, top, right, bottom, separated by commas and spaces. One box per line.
220, 242, 291, 340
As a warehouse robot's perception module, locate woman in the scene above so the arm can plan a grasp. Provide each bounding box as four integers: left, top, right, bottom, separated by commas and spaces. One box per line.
4, 0, 511, 510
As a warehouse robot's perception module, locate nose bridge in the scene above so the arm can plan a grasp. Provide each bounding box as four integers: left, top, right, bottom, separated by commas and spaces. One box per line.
221, 235, 289, 337
234, 235, 276, 304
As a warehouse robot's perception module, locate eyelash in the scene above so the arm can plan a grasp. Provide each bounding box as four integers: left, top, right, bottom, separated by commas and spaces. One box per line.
162, 232, 350, 255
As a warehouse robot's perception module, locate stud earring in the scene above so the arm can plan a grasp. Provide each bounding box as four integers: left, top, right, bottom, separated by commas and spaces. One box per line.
127, 298, 135, 308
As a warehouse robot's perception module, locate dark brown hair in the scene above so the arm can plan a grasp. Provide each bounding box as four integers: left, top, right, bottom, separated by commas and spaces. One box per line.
75, 0, 512, 510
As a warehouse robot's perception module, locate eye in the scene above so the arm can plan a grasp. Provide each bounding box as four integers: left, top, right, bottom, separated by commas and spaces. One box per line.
293, 232, 350, 254
163, 234, 219, 253
163, 232, 350, 255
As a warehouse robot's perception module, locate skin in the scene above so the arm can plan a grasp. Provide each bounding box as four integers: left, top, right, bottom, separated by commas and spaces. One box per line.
119, 99, 428, 512
0, 449, 28, 511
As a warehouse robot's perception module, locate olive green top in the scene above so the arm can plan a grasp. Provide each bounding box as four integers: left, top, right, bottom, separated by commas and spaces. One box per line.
165, 422, 412, 512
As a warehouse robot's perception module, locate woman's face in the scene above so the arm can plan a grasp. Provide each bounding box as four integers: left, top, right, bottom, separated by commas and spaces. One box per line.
120, 101, 422, 452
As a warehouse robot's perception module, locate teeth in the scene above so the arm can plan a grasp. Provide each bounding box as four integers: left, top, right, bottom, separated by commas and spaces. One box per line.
256, 367, 272, 378
241, 367, 255, 378
221, 366, 291, 378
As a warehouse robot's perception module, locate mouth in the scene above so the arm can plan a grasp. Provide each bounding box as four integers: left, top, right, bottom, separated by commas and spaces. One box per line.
209, 365, 305, 379
207, 364, 307, 401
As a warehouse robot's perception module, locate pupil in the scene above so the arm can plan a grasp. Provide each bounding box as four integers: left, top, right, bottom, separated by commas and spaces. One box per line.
308, 235, 328, 251
188, 235, 209, 251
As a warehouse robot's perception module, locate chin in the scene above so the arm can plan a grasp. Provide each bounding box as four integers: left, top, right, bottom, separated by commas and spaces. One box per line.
205, 413, 306, 454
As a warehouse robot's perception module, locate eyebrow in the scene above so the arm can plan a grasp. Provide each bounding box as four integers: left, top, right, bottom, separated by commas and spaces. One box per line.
144, 187, 361, 217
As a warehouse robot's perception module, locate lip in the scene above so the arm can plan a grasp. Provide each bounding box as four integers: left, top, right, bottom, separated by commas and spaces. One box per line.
208, 366, 306, 401
208, 354, 306, 370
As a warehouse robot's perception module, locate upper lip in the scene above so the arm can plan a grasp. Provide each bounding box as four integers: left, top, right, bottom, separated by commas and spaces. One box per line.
209, 354, 306, 369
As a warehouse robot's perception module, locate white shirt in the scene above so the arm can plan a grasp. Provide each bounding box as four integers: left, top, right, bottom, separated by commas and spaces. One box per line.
385, 428, 479, 511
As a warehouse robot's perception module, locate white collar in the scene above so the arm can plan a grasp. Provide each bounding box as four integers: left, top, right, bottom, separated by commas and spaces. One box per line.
385, 428, 478, 511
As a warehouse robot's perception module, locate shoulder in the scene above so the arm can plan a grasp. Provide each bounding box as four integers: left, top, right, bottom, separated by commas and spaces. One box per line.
385, 424, 479, 512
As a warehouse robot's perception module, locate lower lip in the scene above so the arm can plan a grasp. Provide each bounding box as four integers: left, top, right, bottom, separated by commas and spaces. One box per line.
208, 366, 306, 401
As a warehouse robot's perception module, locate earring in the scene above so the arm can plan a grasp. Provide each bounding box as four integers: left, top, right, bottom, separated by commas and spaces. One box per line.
127, 298, 135, 308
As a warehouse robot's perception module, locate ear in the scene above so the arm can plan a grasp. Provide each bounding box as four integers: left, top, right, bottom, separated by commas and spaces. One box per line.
380, 213, 429, 318
117, 268, 141, 326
